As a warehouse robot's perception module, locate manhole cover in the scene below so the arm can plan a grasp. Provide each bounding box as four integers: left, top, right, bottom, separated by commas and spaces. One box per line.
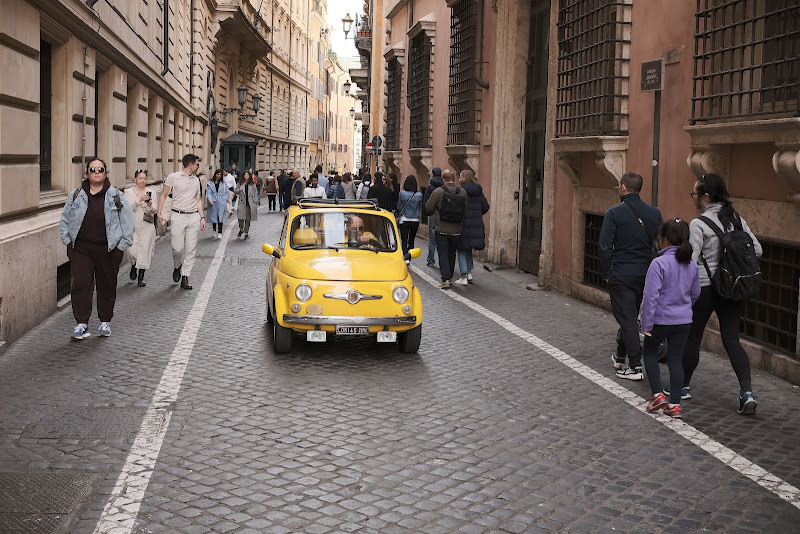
26, 407, 163, 439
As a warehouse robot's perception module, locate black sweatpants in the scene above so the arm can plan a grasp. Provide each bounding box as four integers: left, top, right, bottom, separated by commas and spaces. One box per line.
683, 285, 752, 392
608, 276, 645, 368
399, 221, 419, 254
68, 241, 124, 324
435, 233, 460, 282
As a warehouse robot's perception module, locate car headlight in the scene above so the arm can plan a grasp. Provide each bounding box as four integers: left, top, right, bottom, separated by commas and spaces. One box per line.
295, 284, 312, 302
393, 286, 410, 304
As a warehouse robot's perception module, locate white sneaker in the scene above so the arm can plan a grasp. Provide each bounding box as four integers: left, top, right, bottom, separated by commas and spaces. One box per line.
466, 272, 474, 282
217, 233, 222, 239
71, 323, 90, 340
454, 277, 469, 286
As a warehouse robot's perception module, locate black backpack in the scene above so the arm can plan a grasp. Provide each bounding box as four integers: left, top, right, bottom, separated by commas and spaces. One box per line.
438, 186, 467, 223
699, 215, 761, 302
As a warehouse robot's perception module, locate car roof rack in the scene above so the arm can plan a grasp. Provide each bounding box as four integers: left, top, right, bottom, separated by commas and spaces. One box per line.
296, 198, 380, 210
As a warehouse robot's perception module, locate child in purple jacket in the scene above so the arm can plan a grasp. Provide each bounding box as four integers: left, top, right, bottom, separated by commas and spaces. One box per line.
641, 218, 700, 418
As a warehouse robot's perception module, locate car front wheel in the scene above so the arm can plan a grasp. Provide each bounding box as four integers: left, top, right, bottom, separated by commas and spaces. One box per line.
398, 325, 421, 354
266, 295, 274, 324
273, 318, 293, 354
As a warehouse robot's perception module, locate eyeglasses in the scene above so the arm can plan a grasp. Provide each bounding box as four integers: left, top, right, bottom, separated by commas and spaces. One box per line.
690, 192, 698, 199
351, 226, 364, 231
89, 167, 106, 174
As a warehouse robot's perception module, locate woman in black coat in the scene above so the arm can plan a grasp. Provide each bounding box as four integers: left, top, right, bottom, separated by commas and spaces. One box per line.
455, 169, 490, 285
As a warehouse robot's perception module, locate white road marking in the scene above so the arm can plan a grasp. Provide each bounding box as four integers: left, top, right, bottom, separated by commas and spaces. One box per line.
411, 264, 800, 509
93, 223, 236, 534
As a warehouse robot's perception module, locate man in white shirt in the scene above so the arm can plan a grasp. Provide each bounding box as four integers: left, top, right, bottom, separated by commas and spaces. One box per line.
157, 153, 205, 290
303, 174, 328, 199
223, 169, 237, 215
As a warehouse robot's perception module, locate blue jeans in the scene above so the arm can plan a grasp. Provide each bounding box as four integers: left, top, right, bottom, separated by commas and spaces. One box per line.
458, 249, 473, 277
426, 215, 436, 265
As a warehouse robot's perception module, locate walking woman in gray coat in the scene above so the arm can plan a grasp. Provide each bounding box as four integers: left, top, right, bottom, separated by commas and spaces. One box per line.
234, 170, 259, 239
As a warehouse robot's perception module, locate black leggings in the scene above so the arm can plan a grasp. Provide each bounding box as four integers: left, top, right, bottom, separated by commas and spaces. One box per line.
682, 285, 752, 392
212, 222, 223, 234
399, 221, 419, 254
267, 194, 277, 210
643, 324, 690, 404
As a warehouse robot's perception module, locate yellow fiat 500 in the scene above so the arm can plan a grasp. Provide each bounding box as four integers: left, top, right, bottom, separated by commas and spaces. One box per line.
262, 198, 422, 354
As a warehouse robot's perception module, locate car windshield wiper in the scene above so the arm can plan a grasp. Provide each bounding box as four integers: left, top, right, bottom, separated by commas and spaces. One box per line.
293, 244, 340, 251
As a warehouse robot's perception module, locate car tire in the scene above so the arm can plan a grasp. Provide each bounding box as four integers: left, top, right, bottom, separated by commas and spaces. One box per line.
398, 325, 421, 354
273, 319, 293, 354
266, 296, 274, 324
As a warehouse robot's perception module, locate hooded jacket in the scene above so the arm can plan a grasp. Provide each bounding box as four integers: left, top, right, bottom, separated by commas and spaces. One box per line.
457, 181, 490, 250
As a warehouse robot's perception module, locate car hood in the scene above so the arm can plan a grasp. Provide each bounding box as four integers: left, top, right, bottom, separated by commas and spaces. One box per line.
282, 251, 407, 281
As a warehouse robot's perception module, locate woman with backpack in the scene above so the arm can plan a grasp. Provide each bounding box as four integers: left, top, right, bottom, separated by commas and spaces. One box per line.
682, 173, 762, 415
641, 218, 700, 418
454, 170, 489, 286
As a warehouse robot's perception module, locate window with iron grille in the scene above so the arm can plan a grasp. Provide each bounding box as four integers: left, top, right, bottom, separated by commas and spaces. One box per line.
57, 261, 71, 301
584, 212, 609, 290
409, 31, 433, 149
40, 40, 53, 191
741, 239, 800, 355
691, 0, 799, 123
385, 57, 403, 151
556, 0, 631, 137
448, 0, 481, 146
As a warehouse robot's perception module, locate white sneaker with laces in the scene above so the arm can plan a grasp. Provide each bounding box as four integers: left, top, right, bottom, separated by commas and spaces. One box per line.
466, 272, 473, 282
98, 322, 111, 337
71, 323, 90, 340
454, 277, 469, 286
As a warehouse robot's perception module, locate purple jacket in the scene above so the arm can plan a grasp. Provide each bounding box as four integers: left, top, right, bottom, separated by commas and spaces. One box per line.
640, 246, 701, 333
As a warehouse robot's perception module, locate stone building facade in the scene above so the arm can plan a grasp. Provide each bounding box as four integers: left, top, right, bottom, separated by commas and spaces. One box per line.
0, 0, 350, 349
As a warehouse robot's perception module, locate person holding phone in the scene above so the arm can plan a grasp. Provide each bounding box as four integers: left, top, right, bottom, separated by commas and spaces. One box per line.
124, 169, 157, 287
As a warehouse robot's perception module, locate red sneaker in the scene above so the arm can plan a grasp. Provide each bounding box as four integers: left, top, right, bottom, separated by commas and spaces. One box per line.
645, 393, 668, 412
663, 404, 682, 418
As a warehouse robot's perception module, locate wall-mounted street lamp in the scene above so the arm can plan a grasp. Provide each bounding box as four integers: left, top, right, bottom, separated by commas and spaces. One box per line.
342, 13, 363, 40
350, 108, 355, 118
343, 80, 352, 94
221, 85, 262, 119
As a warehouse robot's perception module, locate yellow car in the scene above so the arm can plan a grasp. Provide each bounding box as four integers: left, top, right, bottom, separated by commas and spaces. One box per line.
262, 198, 423, 354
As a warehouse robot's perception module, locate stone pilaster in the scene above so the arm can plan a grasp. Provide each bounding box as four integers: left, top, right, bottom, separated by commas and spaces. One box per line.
97, 65, 128, 189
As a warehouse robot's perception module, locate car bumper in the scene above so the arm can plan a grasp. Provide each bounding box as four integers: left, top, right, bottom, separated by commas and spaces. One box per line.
282, 314, 417, 326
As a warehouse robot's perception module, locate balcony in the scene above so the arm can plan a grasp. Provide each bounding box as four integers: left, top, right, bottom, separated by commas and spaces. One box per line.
214, 2, 272, 58
355, 28, 372, 57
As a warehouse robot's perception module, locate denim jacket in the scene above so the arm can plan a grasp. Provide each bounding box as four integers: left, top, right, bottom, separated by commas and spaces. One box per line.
59, 184, 135, 252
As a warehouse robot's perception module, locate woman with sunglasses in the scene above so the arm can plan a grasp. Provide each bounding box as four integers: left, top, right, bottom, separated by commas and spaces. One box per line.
123, 169, 157, 286
59, 158, 134, 340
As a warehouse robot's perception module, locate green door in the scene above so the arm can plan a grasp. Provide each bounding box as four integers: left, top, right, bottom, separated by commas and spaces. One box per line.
519, 0, 549, 275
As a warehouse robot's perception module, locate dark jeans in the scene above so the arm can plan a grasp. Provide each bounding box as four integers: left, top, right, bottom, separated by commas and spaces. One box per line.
608, 276, 645, 368
67, 241, 124, 324
435, 232, 460, 282
212, 222, 223, 234
683, 285, 752, 392
399, 221, 419, 254
643, 324, 690, 404
267, 193, 277, 210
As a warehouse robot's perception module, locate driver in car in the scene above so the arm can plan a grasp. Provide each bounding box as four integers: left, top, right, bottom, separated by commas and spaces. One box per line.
346, 215, 377, 245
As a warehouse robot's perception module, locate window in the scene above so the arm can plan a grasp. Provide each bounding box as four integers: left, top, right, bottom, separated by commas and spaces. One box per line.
584, 213, 608, 291
409, 31, 434, 148
385, 57, 403, 150
40, 40, 53, 191
556, 0, 631, 136
57, 261, 71, 301
691, 0, 799, 123
448, 0, 481, 145
290, 212, 397, 252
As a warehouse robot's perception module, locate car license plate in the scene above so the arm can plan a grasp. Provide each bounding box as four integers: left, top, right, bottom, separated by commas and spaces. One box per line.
336, 326, 369, 335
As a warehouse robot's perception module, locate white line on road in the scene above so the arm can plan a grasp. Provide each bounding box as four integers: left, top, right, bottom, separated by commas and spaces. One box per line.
93, 223, 236, 534
411, 265, 800, 510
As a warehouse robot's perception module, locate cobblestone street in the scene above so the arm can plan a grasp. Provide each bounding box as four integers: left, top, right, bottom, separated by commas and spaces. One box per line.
2, 204, 800, 534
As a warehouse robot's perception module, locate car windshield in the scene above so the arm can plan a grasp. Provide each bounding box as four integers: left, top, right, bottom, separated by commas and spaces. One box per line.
289, 212, 398, 252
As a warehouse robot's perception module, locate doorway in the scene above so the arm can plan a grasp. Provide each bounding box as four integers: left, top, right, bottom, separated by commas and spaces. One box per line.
518, 0, 549, 275
220, 133, 257, 171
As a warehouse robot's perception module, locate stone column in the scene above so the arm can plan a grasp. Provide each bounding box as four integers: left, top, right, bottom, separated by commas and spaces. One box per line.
147, 95, 163, 180
96, 65, 128, 189
127, 83, 149, 184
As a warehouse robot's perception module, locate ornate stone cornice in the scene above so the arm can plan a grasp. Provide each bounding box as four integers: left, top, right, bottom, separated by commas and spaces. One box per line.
408, 148, 433, 178
445, 145, 480, 176
383, 151, 402, 176
551, 136, 629, 185
407, 13, 436, 40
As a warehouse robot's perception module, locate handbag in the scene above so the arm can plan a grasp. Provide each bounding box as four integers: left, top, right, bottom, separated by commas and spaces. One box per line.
143, 212, 155, 224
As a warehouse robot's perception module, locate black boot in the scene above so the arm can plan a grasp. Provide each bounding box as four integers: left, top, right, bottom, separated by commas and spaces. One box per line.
130, 264, 137, 281
137, 269, 146, 287
173, 265, 182, 283
180, 275, 192, 290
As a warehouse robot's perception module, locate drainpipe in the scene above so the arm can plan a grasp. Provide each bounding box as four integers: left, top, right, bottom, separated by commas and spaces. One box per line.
161, 0, 169, 75
474, 0, 489, 89
189, 0, 195, 106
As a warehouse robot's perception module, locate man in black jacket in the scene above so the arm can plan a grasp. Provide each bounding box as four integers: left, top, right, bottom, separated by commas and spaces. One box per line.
277, 170, 291, 210
422, 167, 444, 267
598, 171, 663, 381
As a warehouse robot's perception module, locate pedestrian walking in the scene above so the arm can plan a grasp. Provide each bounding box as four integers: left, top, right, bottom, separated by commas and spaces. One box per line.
157, 153, 206, 291
230, 162, 242, 179
303, 174, 328, 199
124, 169, 157, 287
599, 171, 663, 380
59, 158, 134, 339
316, 165, 329, 191
277, 169, 291, 210
290, 170, 305, 205
206, 169, 228, 239
424, 169, 468, 290
368, 171, 396, 212
342, 172, 356, 200
454, 170, 490, 286
682, 173, 763, 414
265, 171, 278, 211
422, 167, 444, 268
327, 173, 346, 199
641, 218, 700, 419
255, 170, 263, 205
397, 175, 423, 255
223, 168, 236, 215
357, 173, 372, 200
234, 170, 259, 239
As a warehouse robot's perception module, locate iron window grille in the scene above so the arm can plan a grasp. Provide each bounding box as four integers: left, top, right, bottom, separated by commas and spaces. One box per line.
691, 0, 799, 123
448, 0, 481, 146
57, 261, 71, 301
40, 40, 52, 191
584, 212, 609, 291
556, 0, 631, 137
741, 239, 800, 355
409, 31, 434, 149
385, 57, 403, 151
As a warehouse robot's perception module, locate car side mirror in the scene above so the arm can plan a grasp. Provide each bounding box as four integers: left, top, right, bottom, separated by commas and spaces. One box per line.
262, 243, 281, 259
404, 248, 421, 261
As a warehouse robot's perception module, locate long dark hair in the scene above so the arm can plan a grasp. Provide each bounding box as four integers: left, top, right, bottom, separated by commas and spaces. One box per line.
660, 218, 692, 264
696, 173, 738, 230
213, 169, 223, 182
403, 175, 418, 192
